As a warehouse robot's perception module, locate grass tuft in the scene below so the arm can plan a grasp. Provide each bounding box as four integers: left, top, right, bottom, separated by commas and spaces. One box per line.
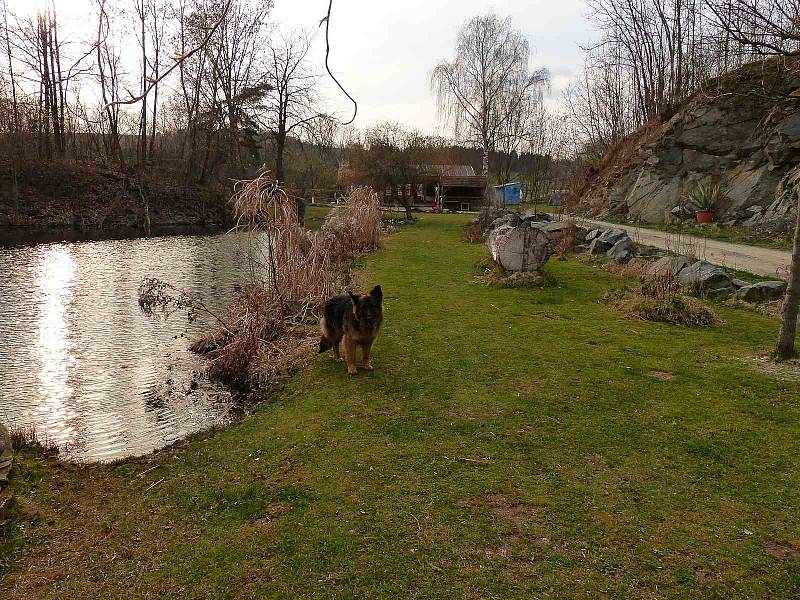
611, 272, 722, 326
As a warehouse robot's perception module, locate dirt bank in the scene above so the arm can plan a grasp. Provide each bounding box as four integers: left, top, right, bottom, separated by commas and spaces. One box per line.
0, 160, 229, 228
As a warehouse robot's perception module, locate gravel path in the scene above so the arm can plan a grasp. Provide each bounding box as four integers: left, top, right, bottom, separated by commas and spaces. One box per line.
578, 218, 792, 279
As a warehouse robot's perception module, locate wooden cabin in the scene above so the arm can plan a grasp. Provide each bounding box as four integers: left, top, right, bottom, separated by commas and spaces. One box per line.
413, 165, 487, 212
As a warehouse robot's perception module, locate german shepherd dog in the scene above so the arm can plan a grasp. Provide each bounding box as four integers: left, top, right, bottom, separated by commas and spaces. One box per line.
319, 285, 383, 375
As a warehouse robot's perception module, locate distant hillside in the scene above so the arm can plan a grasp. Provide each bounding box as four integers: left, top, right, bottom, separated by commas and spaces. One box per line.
572, 58, 800, 227
0, 160, 228, 229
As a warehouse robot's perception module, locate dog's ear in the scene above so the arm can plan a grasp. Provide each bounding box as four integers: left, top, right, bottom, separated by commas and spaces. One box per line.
347, 291, 360, 305
370, 285, 382, 303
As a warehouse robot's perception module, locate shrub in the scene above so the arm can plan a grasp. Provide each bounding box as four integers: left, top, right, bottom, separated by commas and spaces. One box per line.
621, 295, 721, 326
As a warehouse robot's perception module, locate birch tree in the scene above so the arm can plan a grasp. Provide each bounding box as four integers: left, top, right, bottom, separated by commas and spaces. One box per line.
430, 13, 548, 201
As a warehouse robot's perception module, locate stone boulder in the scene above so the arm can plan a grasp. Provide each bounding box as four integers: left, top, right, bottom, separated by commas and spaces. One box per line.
585, 228, 604, 242
645, 255, 691, 278
597, 228, 629, 245
589, 237, 614, 254
520, 211, 553, 222
607, 237, 636, 263
487, 223, 552, 272
529, 221, 584, 244
589, 229, 631, 255
734, 281, 787, 303
677, 261, 736, 297
489, 212, 522, 232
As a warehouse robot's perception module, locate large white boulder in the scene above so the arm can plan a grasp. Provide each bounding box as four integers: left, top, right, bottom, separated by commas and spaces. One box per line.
487, 224, 552, 272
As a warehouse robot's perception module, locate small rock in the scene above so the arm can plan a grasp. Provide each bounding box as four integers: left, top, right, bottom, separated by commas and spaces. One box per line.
607, 238, 636, 263
735, 281, 787, 303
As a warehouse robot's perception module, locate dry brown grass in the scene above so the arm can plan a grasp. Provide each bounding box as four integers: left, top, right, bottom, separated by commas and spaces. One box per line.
8, 425, 60, 455
553, 220, 578, 257
612, 272, 721, 327
141, 172, 383, 390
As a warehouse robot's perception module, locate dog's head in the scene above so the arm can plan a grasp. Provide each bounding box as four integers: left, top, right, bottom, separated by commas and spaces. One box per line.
348, 285, 382, 326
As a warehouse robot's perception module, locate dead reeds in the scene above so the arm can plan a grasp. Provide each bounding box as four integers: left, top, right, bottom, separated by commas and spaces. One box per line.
139, 171, 383, 390
614, 271, 721, 326
9, 424, 60, 455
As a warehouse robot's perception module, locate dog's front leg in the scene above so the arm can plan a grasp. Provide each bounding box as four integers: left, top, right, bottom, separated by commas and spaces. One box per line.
362, 339, 374, 370
344, 336, 357, 375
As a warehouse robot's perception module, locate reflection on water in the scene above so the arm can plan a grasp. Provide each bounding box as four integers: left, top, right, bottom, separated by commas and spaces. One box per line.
0, 232, 252, 462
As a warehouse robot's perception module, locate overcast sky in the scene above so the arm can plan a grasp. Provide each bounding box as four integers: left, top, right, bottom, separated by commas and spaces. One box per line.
7, 0, 596, 133
275, 0, 595, 132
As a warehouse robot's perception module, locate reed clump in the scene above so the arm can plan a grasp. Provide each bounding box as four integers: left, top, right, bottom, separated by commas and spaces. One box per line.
9, 425, 60, 455
140, 172, 383, 390
613, 272, 721, 327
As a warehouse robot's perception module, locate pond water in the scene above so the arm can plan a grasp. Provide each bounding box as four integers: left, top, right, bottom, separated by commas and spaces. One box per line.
0, 229, 252, 462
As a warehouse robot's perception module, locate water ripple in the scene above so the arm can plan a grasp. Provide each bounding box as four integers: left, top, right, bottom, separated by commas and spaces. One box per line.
0, 232, 251, 462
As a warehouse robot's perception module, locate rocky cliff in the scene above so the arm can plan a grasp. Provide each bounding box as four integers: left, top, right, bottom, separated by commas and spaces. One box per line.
574, 58, 800, 228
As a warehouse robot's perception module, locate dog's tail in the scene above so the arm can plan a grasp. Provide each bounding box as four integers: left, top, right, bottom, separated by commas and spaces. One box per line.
319, 336, 332, 353
319, 316, 332, 353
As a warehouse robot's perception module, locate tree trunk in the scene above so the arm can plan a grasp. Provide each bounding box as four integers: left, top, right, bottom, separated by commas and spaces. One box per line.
482, 144, 492, 206
776, 200, 800, 360
275, 133, 285, 184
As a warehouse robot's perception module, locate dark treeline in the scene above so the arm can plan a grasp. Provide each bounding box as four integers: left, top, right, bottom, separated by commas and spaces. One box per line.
0, 0, 304, 185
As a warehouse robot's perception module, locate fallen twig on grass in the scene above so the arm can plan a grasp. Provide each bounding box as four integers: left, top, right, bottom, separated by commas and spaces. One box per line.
144, 478, 164, 493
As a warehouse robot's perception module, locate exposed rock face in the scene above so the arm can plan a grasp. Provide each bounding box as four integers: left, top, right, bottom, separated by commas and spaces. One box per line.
575, 59, 800, 227
735, 280, 787, 303
487, 223, 552, 272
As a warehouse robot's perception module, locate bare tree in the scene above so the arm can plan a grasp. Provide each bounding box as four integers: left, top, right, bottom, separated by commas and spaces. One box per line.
777, 176, 800, 359
344, 122, 441, 220
264, 30, 326, 185
430, 13, 548, 201
705, 0, 800, 57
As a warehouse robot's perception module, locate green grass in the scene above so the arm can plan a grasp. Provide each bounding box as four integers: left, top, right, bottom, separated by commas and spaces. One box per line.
2, 214, 800, 599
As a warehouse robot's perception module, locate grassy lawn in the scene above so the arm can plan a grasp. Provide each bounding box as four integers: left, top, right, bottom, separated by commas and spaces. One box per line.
2, 214, 800, 598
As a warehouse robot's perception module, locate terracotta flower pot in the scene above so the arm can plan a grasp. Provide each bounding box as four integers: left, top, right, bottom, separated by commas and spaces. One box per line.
695, 210, 715, 224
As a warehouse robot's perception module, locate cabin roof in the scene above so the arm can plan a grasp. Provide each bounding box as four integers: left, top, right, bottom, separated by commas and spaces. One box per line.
494, 182, 522, 188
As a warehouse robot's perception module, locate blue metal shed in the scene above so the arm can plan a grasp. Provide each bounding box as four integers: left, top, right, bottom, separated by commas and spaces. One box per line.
494, 182, 522, 205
